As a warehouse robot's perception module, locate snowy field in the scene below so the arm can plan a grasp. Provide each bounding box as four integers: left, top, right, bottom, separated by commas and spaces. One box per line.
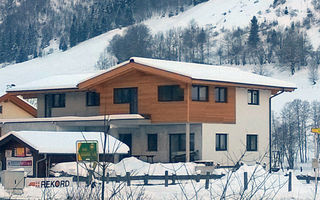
0, 157, 319, 199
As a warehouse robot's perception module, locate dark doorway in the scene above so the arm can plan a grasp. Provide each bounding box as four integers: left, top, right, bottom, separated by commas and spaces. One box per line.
129, 88, 138, 114
119, 134, 132, 160
44, 94, 53, 117
169, 133, 195, 162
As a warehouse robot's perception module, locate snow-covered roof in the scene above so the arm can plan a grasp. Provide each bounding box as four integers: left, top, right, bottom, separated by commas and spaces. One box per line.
7, 72, 102, 92
0, 131, 129, 154
129, 57, 296, 89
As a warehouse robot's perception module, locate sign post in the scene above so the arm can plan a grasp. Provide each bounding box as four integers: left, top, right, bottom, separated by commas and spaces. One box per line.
311, 128, 320, 190
76, 140, 99, 186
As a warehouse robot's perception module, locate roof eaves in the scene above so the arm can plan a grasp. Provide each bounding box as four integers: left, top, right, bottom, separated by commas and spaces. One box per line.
191, 78, 297, 91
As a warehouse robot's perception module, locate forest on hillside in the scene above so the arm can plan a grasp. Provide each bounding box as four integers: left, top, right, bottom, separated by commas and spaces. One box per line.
102, 13, 319, 84
0, 0, 207, 65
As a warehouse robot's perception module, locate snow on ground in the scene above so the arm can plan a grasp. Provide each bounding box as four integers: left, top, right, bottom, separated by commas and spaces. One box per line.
50, 157, 199, 177
0, 28, 123, 97
1, 158, 319, 199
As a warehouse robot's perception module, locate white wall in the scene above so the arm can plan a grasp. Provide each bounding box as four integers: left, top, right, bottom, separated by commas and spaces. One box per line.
201, 88, 270, 166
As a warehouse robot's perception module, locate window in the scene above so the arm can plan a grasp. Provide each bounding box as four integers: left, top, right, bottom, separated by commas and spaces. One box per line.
158, 85, 184, 101
0, 105, 2, 114
248, 90, 259, 105
216, 133, 227, 151
52, 94, 65, 107
246, 134, 258, 151
114, 88, 131, 104
171, 133, 195, 151
148, 134, 158, 151
215, 87, 227, 103
86, 92, 100, 106
192, 85, 208, 101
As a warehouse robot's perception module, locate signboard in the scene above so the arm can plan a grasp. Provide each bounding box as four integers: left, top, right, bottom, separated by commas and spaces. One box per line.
76, 140, 98, 162
6, 157, 33, 176
25, 177, 73, 188
311, 128, 320, 134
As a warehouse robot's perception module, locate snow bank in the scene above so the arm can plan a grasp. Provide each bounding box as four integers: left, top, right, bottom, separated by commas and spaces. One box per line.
112, 157, 198, 176
50, 157, 198, 177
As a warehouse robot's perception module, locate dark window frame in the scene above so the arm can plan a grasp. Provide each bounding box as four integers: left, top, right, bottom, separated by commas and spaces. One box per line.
147, 134, 158, 151
173, 133, 195, 152
86, 91, 100, 106
0, 105, 2, 114
158, 85, 184, 102
114, 88, 132, 104
192, 85, 208, 101
215, 87, 227, 103
52, 94, 65, 108
246, 134, 258, 151
216, 133, 228, 151
248, 90, 259, 105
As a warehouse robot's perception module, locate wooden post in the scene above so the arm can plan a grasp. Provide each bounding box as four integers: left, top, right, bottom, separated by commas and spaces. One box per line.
165, 171, 168, 187
288, 171, 292, 192
126, 172, 131, 186
144, 174, 148, 185
196, 173, 200, 182
106, 172, 109, 184
244, 172, 248, 191
186, 123, 190, 162
172, 174, 176, 185
307, 175, 310, 184
116, 175, 120, 183
205, 172, 210, 189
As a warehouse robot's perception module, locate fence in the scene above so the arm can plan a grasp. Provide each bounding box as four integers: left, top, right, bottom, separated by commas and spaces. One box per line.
81, 170, 295, 191
102, 171, 224, 189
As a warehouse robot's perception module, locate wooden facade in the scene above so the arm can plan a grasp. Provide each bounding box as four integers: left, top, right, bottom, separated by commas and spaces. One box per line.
83, 62, 236, 123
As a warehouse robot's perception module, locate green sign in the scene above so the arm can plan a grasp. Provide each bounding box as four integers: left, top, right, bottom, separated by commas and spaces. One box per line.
76, 141, 99, 162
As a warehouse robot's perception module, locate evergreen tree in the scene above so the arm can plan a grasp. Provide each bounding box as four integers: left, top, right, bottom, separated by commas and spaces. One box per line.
248, 16, 260, 49
69, 16, 78, 47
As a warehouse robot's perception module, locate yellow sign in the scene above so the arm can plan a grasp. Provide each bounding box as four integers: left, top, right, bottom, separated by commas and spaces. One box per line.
311, 128, 320, 134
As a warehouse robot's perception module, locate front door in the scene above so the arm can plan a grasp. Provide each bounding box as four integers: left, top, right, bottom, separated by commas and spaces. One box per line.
169, 133, 194, 162
129, 88, 138, 114
119, 134, 132, 160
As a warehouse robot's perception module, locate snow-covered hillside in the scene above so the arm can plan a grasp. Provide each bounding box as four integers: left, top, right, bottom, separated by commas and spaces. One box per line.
0, 0, 319, 112
0, 28, 123, 96
145, 0, 319, 48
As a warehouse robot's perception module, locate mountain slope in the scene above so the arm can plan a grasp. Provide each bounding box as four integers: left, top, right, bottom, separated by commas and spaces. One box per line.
0, 0, 319, 112
0, 28, 122, 96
